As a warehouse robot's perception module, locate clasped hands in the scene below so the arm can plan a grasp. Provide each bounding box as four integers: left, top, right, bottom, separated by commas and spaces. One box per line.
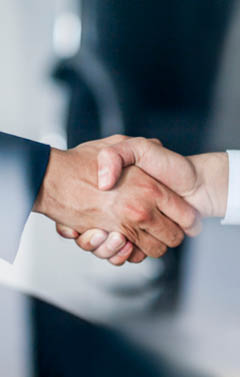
34, 135, 228, 266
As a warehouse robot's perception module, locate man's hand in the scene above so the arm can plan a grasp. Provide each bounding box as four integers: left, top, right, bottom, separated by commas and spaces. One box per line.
58, 136, 228, 266
33, 136, 197, 264
97, 137, 229, 219
56, 224, 143, 266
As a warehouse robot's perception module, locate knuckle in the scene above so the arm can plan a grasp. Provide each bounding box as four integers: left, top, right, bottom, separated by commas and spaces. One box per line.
110, 134, 128, 143
117, 233, 126, 246
124, 203, 152, 224
142, 137, 156, 148
110, 231, 125, 243
145, 181, 159, 197
150, 138, 162, 145
77, 229, 108, 251
132, 137, 150, 151
107, 232, 126, 251
135, 136, 147, 144
135, 208, 152, 223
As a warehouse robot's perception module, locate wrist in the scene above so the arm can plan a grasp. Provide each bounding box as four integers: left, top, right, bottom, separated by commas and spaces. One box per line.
187, 152, 229, 218
32, 144, 108, 232
33, 147, 67, 218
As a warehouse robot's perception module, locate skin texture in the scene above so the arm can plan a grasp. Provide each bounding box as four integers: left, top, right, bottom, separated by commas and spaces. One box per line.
97, 138, 228, 218
96, 138, 229, 265
34, 136, 199, 264
186, 153, 229, 218
60, 137, 229, 266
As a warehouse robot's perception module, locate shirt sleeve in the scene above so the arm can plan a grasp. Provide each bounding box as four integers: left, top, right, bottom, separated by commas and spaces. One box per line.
222, 150, 240, 225
0, 132, 50, 262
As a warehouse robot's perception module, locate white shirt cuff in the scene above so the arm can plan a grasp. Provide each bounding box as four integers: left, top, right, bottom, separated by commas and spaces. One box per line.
221, 150, 240, 225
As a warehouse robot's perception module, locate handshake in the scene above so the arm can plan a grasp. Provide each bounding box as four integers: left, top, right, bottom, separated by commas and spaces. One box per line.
33, 135, 228, 266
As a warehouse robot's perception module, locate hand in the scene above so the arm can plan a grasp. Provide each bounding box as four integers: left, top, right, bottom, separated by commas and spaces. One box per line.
60, 137, 228, 265
97, 137, 229, 219
33, 136, 196, 264
56, 224, 142, 266
75, 139, 228, 266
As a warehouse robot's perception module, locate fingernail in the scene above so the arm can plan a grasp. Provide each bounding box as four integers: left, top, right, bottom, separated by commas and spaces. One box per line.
98, 168, 110, 189
107, 234, 125, 251
90, 232, 107, 247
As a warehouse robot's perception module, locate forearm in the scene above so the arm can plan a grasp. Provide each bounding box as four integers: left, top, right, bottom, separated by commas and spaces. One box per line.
187, 152, 229, 218
33, 137, 195, 258
0, 132, 50, 262
33, 148, 67, 220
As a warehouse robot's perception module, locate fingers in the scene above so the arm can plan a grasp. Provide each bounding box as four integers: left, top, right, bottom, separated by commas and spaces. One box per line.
128, 248, 147, 263
155, 186, 202, 237
56, 224, 79, 239
97, 137, 163, 190
134, 229, 167, 259
98, 137, 198, 199
57, 224, 144, 266
97, 137, 148, 190
93, 232, 127, 259
108, 242, 134, 266
76, 230, 135, 266
75, 229, 108, 251
98, 145, 132, 190
142, 208, 185, 248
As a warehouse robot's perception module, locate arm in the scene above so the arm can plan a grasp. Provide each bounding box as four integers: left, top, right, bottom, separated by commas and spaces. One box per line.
35, 136, 198, 258
0, 132, 50, 262
55, 136, 202, 266
60, 138, 230, 266
0, 132, 131, 264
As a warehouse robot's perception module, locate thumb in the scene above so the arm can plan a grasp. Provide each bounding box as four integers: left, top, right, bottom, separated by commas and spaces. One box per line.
98, 137, 196, 197
97, 138, 161, 190
98, 140, 137, 190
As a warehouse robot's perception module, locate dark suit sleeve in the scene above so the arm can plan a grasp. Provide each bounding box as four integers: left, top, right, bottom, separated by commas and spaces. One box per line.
0, 132, 50, 263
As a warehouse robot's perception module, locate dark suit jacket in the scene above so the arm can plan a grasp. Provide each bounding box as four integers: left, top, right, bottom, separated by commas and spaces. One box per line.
60, 0, 234, 155
0, 132, 50, 262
